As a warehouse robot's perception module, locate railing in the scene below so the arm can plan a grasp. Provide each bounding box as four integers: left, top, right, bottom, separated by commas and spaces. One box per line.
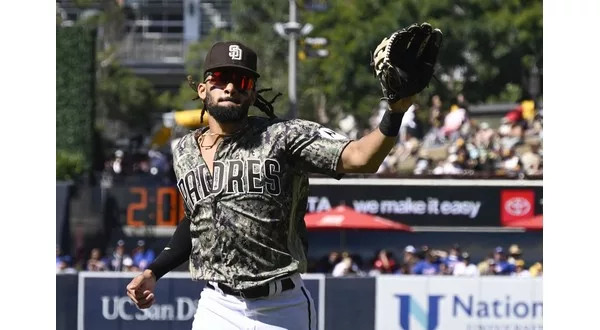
118, 33, 186, 64
59, 0, 233, 64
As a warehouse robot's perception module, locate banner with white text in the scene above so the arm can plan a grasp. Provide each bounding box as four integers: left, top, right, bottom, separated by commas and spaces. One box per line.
77, 272, 325, 330
375, 276, 543, 330
102, 180, 543, 236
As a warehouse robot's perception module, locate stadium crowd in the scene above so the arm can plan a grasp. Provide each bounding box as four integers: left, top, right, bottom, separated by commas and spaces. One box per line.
336, 94, 543, 177
99, 94, 543, 182
57, 241, 542, 278
308, 244, 542, 278
56, 239, 155, 274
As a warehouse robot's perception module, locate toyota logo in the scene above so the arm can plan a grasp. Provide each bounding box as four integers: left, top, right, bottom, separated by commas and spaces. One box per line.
505, 197, 531, 216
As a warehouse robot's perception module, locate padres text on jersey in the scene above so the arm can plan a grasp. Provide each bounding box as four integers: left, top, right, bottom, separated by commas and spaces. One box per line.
172, 116, 351, 290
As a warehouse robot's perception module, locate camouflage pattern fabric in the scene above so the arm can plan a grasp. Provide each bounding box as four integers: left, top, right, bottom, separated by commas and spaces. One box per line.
172, 116, 352, 290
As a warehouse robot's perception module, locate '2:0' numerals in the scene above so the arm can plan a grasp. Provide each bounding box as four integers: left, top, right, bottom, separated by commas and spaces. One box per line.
126, 187, 185, 227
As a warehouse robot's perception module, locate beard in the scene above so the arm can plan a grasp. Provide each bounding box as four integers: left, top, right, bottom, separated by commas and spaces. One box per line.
204, 92, 251, 123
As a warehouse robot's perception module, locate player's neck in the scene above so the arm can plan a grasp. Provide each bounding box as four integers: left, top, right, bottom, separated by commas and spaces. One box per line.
207, 117, 248, 135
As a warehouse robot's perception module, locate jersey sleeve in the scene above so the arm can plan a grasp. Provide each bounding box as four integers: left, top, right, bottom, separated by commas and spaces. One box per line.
284, 119, 352, 179
170, 132, 199, 217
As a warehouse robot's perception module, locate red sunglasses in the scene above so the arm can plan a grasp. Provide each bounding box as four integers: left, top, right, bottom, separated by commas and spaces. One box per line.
204, 70, 256, 91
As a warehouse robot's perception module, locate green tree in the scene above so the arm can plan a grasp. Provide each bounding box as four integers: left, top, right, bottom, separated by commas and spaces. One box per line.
96, 62, 159, 136
166, 0, 542, 127
164, 0, 290, 118
57, 25, 96, 181
302, 0, 542, 122
58, 0, 163, 141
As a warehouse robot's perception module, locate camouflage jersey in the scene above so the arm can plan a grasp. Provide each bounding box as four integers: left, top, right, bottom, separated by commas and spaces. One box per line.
172, 116, 352, 290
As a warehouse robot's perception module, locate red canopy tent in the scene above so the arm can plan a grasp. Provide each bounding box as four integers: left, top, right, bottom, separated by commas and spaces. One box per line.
304, 205, 413, 231
504, 215, 543, 230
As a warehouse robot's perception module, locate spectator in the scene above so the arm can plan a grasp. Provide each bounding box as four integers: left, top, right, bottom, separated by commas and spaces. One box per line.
474, 122, 495, 149
318, 251, 341, 273
507, 244, 524, 265
492, 247, 516, 275
527, 110, 543, 139
56, 246, 75, 273
529, 262, 543, 277
332, 253, 362, 277
411, 248, 438, 275
413, 150, 432, 175
497, 145, 521, 176
122, 256, 138, 272
429, 95, 443, 127
441, 107, 468, 141
477, 253, 495, 276
520, 141, 542, 176
512, 260, 531, 278
443, 243, 461, 272
112, 150, 124, 175
86, 248, 108, 271
337, 113, 360, 140
432, 153, 463, 175
401, 104, 425, 141
394, 263, 412, 275
453, 252, 480, 276
109, 240, 131, 272
402, 245, 418, 270
371, 249, 397, 274
438, 262, 452, 276
132, 240, 155, 270
148, 145, 170, 176
376, 147, 400, 175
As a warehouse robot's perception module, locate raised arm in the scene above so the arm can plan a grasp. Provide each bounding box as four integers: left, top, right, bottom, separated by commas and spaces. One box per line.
336, 97, 413, 173
338, 22, 443, 173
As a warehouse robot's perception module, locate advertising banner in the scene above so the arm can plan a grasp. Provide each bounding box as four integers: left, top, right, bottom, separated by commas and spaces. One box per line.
375, 275, 543, 330
499, 188, 543, 227
77, 272, 325, 330
102, 179, 543, 234
308, 179, 542, 227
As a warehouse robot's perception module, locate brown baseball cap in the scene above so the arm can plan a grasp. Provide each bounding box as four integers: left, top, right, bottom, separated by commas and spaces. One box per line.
203, 41, 260, 78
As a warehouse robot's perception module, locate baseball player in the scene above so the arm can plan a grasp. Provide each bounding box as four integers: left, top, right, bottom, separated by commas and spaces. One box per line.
126, 23, 442, 330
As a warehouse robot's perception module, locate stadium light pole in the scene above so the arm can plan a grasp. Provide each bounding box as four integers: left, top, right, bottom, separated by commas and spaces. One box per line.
274, 0, 313, 119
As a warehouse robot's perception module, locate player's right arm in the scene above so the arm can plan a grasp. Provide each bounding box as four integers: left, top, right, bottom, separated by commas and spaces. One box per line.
126, 216, 192, 309
146, 216, 192, 280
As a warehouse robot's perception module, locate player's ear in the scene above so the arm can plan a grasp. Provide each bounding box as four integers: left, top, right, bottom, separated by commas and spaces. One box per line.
198, 83, 207, 100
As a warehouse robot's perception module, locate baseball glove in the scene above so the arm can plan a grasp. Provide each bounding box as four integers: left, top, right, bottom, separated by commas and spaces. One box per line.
371, 22, 443, 104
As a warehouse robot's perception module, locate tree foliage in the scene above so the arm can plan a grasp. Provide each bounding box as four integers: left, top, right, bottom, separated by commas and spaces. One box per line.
166, 0, 291, 118
57, 1, 165, 179
56, 26, 96, 179
96, 62, 159, 136
58, 0, 163, 140
169, 0, 542, 127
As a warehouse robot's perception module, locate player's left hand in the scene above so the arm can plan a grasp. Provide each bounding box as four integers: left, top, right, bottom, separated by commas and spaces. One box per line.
371, 23, 443, 109
389, 95, 416, 113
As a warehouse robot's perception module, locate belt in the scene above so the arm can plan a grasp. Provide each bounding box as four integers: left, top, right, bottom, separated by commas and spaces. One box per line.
206, 277, 295, 299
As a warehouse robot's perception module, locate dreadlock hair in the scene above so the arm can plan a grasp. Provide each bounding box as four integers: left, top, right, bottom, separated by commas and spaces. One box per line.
254, 88, 282, 119
187, 74, 282, 125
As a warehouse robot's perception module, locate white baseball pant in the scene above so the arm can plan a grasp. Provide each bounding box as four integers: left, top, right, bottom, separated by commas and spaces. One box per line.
191, 273, 317, 330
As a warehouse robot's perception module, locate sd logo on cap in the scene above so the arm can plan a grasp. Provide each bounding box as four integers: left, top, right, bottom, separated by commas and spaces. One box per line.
203, 41, 260, 78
